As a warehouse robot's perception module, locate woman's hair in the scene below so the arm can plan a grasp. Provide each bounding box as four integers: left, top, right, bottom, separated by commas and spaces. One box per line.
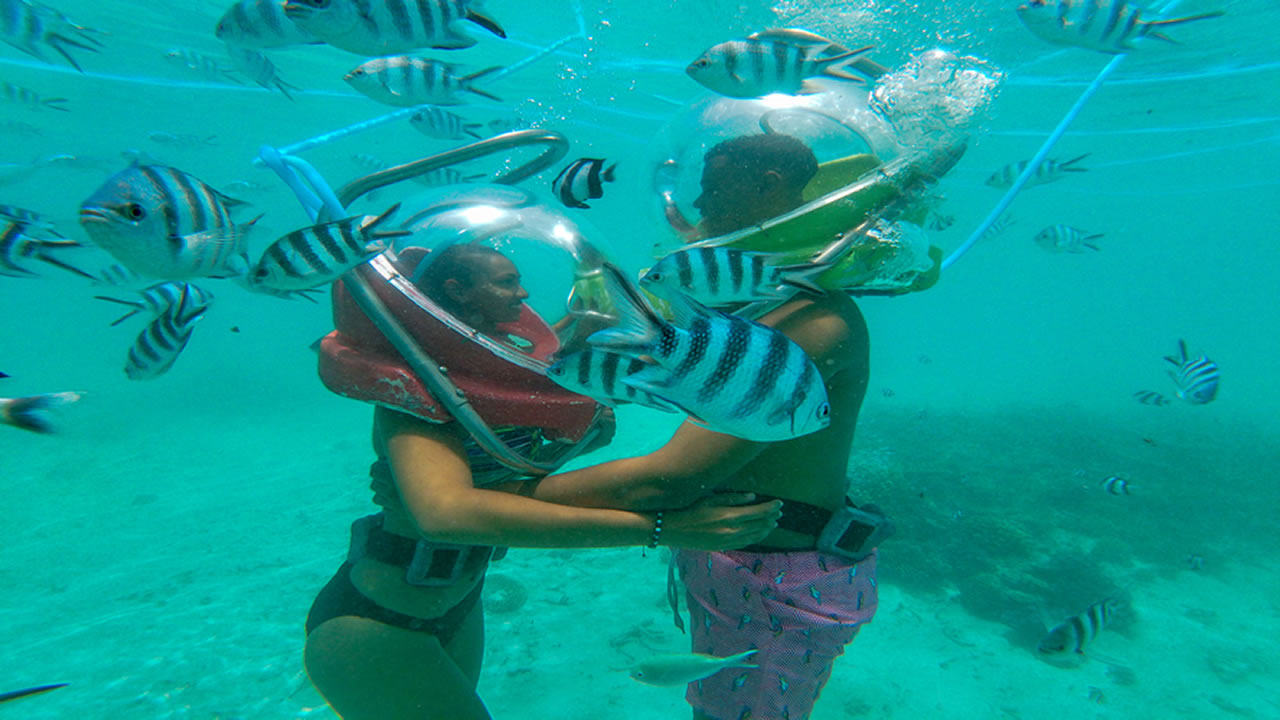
705, 133, 819, 192
418, 243, 506, 313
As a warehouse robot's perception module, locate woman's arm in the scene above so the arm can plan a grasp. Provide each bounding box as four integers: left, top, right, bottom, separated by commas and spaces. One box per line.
378, 406, 779, 549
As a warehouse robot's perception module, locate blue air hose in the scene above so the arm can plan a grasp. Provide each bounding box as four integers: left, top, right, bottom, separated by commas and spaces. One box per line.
942, 0, 1186, 271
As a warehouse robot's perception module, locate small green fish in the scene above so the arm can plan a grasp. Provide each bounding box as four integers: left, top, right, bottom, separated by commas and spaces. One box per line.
629, 650, 758, 687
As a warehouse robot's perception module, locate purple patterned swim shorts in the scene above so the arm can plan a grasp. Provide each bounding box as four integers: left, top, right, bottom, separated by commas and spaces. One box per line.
677, 548, 879, 720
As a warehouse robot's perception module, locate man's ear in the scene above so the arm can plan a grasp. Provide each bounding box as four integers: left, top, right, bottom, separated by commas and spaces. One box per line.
758, 169, 783, 195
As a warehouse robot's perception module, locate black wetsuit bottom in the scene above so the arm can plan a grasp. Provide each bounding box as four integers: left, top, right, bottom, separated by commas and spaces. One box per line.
306, 563, 484, 646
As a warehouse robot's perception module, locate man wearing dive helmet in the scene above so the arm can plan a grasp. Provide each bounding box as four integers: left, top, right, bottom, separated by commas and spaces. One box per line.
527, 132, 892, 720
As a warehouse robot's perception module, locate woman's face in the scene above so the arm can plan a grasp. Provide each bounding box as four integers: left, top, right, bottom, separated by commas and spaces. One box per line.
451, 254, 529, 329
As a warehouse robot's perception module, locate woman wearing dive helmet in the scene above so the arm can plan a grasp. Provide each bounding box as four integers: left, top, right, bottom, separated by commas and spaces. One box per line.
303, 241, 782, 720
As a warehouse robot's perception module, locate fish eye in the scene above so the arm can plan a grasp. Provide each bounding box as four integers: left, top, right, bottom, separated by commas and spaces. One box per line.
125, 203, 146, 220
817, 403, 831, 419
694, 59, 710, 69
254, 267, 269, 278
646, 272, 663, 283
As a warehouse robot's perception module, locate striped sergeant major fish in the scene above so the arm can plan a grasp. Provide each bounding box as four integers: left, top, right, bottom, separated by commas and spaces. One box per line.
345, 56, 501, 107
545, 348, 680, 413
1033, 224, 1102, 253
124, 284, 212, 380
1165, 339, 1218, 404
1016, 0, 1224, 54
587, 263, 831, 441
224, 43, 301, 99
1131, 390, 1169, 406
0, 391, 79, 433
94, 281, 216, 327
1099, 475, 1131, 495
985, 154, 1089, 190
247, 204, 408, 292
640, 246, 828, 306
1, 80, 68, 111
552, 158, 615, 210
1037, 597, 1123, 660
0, 0, 103, 72
0, 222, 91, 278
410, 106, 483, 140
162, 48, 244, 84
283, 0, 505, 56
78, 164, 255, 280
216, 0, 317, 48
686, 28, 872, 99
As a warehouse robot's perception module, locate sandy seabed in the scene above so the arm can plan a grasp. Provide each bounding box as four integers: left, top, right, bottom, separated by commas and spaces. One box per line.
2, 398, 1276, 720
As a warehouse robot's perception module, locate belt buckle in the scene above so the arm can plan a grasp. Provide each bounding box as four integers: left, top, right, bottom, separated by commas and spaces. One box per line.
405, 541, 478, 587
816, 504, 894, 563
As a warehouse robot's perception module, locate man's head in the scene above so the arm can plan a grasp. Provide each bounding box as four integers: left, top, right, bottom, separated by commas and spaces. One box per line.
419, 244, 529, 333
693, 133, 819, 238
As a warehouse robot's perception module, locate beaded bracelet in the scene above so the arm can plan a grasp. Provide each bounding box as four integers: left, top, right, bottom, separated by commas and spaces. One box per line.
647, 511, 664, 549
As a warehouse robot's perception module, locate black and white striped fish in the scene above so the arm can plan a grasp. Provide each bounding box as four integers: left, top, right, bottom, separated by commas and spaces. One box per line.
162, 48, 244, 84
552, 158, 615, 210
95, 281, 216, 327
686, 28, 871, 99
1017, 0, 1223, 54
0, 221, 90, 278
0, 391, 80, 433
640, 246, 827, 305
586, 263, 831, 441
124, 284, 212, 380
1033, 224, 1102, 253
216, 0, 317, 48
985, 154, 1089, 190
1165, 339, 1218, 405
248, 204, 408, 292
1099, 475, 1131, 495
344, 56, 501, 107
283, 0, 505, 56
546, 348, 680, 413
0, 0, 103, 72
1131, 390, 1169, 407
0, 204, 64, 238
1, 80, 68, 111
79, 164, 255, 280
410, 106, 483, 139
224, 43, 300, 99
1037, 598, 1123, 660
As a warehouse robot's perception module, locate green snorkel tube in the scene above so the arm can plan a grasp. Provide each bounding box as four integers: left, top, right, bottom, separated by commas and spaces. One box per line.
259, 131, 606, 476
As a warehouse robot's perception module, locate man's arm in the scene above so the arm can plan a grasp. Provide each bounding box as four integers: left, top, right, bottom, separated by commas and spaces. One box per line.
515, 293, 861, 510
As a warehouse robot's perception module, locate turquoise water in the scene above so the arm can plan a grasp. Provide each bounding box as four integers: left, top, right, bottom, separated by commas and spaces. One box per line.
2, 0, 1278, 718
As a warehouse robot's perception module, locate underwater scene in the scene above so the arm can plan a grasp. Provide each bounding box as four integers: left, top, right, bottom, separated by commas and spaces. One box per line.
2, 0, 1278, 718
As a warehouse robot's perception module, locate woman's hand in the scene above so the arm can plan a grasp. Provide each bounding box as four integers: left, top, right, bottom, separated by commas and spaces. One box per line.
659, 494, 782, 551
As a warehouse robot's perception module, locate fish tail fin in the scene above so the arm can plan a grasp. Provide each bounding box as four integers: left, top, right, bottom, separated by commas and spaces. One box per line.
602, 163, 617, 183
1147, 10, 1225, 28
816, 45, 874, 81
462, 66, 504, 102
776, 261, 830, 295
464, 123, 484, 139
2, 392, 81, 433
93, 295, 145, 326
1164, 339, 1189, 366
587, 263, 667, 353
1084, 243, 1101, 252
34, 252, 95, 280
1061, 153, 1091, 171
45, 33, 100, 73
363, 204, 411, 243
465, 8, 507, 39
728, 649, 760, 667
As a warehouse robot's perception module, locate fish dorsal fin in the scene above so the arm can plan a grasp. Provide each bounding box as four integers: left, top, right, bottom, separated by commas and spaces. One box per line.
749, 28, 840, 48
